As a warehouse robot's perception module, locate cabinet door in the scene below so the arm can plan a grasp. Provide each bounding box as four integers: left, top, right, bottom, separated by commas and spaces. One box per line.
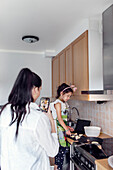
65, 45, 73, 85
52, 56, 60, 97
72, 31, 89, 95
59, 51, 66, 84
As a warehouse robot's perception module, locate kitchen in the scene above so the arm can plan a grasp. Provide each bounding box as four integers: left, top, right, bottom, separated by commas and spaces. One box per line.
0, 0, 113, 170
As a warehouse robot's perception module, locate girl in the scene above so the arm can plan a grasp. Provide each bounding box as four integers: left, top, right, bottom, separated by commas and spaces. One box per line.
50, 83, 77, 170
0, 68, 59, 170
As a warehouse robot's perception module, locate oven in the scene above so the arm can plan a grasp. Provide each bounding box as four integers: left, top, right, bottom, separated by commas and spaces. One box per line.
70, 144, 95, 170
70, 138, 113, 170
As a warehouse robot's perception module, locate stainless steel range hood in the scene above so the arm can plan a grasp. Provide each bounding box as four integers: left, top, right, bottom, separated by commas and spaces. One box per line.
81, 90, 113, 101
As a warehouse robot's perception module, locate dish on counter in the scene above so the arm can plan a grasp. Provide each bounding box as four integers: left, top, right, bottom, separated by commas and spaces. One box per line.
84, 126, 101, 137
108, 155, 113, 168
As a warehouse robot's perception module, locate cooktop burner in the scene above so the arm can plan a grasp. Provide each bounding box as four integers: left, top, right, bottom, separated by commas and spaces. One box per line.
71, 137, 113, 170
81, 144, 107, 159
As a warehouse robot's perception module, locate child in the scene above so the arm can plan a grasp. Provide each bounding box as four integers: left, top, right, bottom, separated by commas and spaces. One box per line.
50, 83, 77, 170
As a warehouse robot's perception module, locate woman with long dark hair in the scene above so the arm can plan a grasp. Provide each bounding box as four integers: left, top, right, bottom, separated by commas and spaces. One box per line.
0, 68, 59, 170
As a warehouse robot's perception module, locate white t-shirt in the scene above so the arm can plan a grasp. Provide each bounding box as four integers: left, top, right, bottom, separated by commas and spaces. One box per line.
0, 102, 59, 170
50, 99, 69, 132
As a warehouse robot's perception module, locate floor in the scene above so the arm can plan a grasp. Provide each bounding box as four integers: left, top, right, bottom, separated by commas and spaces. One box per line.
62, 163, 70, 170
62, 147, 70, 170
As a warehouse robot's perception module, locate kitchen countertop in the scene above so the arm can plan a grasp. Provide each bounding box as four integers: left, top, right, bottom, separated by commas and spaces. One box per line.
95, 159, 113, 170
67, 132, 112, 144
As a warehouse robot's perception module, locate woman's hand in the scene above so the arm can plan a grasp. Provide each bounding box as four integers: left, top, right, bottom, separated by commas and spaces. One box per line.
44, 107, 56, 133
45, 107, 54, 122
66, 129, 71, 136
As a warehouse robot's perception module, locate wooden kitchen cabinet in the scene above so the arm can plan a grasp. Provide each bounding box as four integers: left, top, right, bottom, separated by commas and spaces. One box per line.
72, 30, 89, 95
65, 45, 73, 85
59, 51, 66, 85
52, 30, 89, 98
52, 56, 60, 98
59, 45, 73, 86
52, 45, 73, 97
52, 50, 66, 97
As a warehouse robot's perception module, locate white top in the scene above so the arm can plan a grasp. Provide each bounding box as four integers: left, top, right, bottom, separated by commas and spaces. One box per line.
0, 102, 59, 170
50, 99, 69, 131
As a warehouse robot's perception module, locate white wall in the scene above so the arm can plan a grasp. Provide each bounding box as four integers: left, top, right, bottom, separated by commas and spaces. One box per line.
56, 19, 89, 54
55, 19, 89, 54
88, 18, 103, 90
0, 51, 51, 105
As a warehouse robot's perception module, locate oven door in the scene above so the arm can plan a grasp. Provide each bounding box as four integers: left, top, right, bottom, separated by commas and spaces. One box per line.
70, 142, 95, 170
70, 156, 90, 170
70, 143, 90, 170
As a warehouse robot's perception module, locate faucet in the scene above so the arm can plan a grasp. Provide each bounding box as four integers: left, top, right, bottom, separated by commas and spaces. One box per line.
70, 106, 79, 122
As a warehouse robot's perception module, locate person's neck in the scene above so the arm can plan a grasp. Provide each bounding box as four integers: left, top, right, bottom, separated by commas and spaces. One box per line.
58, 97, 65, 103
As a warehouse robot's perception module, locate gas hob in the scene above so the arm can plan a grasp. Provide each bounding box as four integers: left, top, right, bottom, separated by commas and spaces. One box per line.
70, 137, 113, 170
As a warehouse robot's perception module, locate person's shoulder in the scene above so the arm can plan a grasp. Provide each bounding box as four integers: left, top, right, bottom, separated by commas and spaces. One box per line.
0, 103, 11, 115
54, 102, 61, 110
23, 104, 44, 129
53, 99, 62, 104
55, 102, 61, 106
29, 102, 48, 119
0, 104, 12, 126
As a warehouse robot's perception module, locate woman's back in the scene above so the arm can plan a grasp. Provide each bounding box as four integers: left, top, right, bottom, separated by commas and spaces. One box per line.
1, 102, 58, 170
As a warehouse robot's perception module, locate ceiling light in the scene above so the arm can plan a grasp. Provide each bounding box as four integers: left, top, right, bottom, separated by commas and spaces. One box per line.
22, 35, 39, 43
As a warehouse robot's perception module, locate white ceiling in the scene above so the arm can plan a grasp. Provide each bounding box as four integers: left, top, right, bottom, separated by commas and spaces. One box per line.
0, 0, 113, 55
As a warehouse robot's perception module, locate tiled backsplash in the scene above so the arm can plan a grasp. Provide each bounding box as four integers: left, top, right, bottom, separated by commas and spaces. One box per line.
68, 100, 113, 137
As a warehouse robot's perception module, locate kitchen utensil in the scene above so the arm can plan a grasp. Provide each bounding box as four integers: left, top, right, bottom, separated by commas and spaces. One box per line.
96, 144, 108, 157
78, 136, 103, 145
84, 126, 101, 137
108, 155, 113, 168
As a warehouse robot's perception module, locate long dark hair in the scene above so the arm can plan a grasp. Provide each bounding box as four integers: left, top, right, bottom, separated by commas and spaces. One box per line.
0, 68, 42, 138
56, 83, 73, 99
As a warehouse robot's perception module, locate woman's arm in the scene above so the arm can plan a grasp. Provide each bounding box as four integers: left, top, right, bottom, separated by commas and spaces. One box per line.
55, 103, 71, 135
45, 107, 56, 133
35, 113, 59, 157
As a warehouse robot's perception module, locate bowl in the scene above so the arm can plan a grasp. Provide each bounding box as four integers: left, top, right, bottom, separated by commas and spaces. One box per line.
84, 126, 101, 137
108, 155, 113, 168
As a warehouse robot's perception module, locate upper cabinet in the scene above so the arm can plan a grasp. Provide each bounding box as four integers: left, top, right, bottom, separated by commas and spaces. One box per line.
59, 51, 66, 85
72, 31, 89, 95
52, 56, 59, 98
52, 44, 74, 97
65, 45, 73, 85
52, 30, 88, 98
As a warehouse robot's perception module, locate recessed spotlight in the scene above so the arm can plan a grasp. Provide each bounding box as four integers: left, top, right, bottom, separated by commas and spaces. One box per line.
22, 35, 39, 43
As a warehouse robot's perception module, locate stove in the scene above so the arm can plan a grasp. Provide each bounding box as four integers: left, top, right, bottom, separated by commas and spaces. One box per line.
70, 137, 113, 170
